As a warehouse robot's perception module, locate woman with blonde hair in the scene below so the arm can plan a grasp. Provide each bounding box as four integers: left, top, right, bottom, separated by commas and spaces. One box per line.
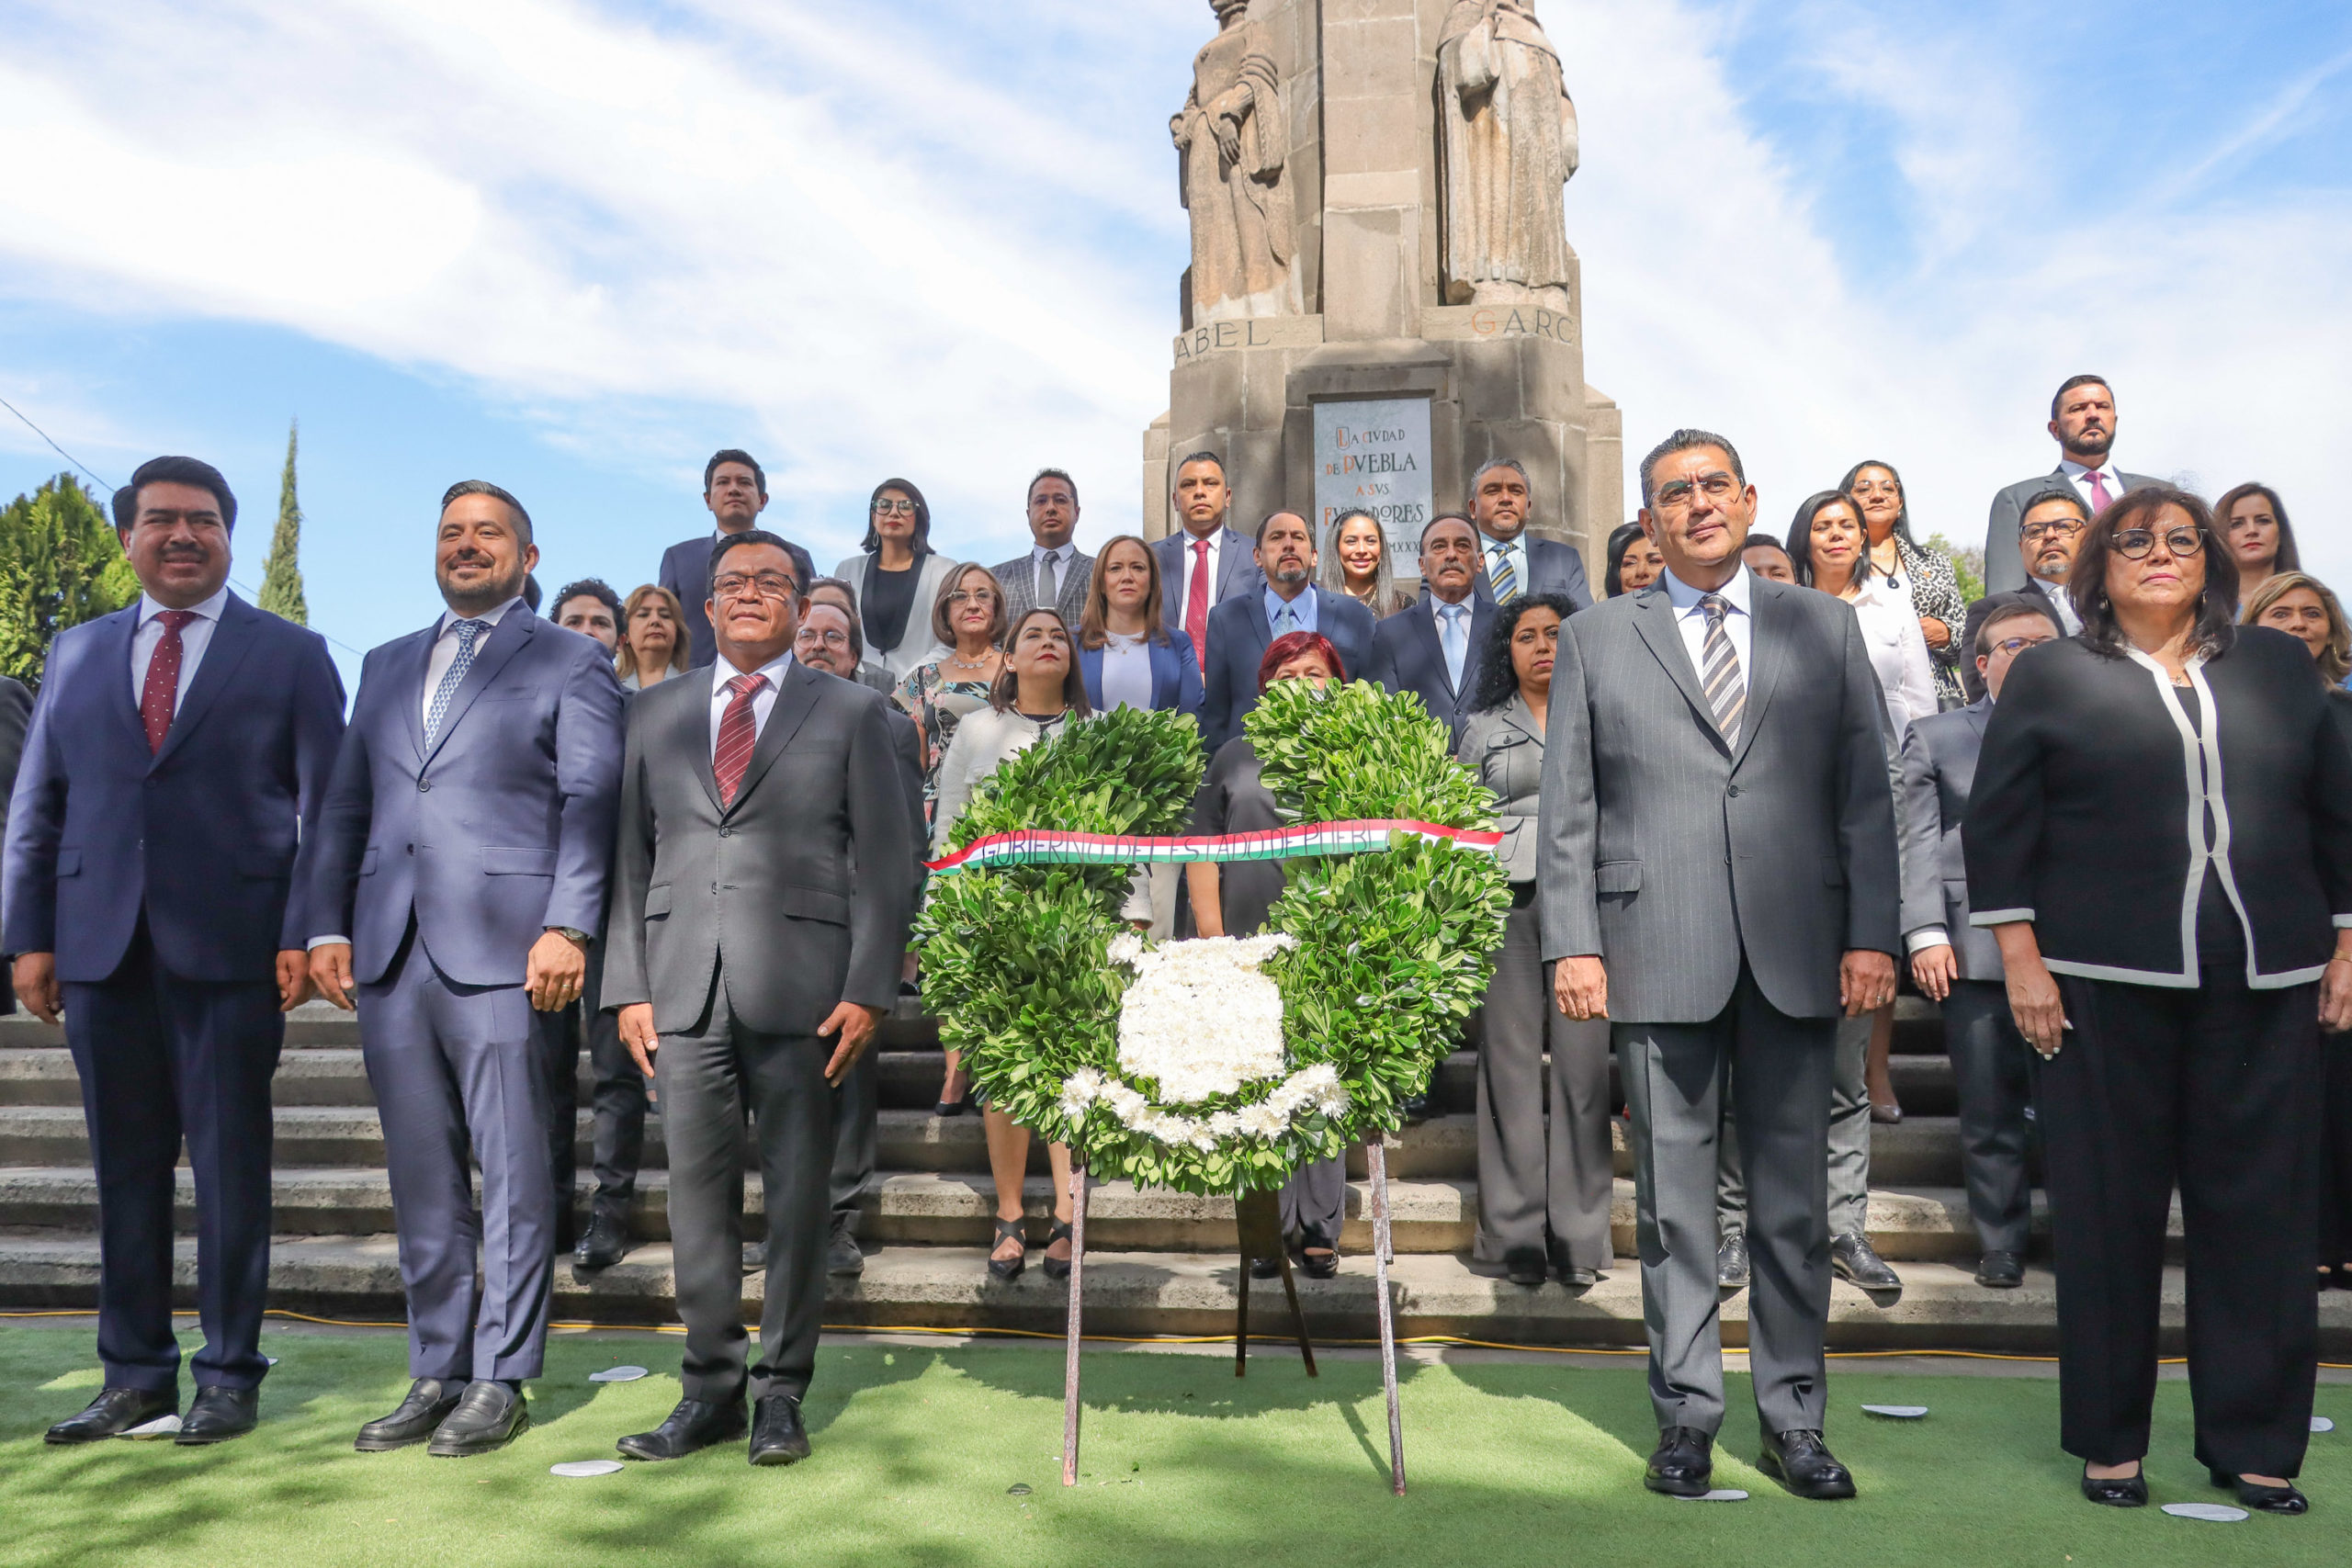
2242, 570, 2349, 688
616, 583, 692, 690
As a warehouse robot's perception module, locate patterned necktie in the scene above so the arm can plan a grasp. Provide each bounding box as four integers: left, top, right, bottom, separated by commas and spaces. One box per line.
1698, 593, 1745, 749
1440, 602, 1469, 692
1487, 541, 1520, 604
424, 618, 487, 746
1272, 598, 1298, 637
2086, 469, 2114, 513
713, 672, 767, 807
1185, 538, 1212, 669
139, 610, 198, 754
1038, 548, 1061, 608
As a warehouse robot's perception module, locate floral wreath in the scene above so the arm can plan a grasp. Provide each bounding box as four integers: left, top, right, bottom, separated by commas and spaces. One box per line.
914, 680, 1511, 1197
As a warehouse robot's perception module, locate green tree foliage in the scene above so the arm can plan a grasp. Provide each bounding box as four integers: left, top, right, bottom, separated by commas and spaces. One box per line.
0, 474, 139, 689
1927, 532, 1985, 604
258, 420, 309, 624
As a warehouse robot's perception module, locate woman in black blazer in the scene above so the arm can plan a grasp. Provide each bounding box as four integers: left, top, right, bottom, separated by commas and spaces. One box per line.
1966, 487, 2352, 1515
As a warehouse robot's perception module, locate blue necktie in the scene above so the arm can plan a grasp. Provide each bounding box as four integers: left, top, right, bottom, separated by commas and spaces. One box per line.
425, 619, 487, 745
1487, 542, 1520, 604
1273, 600, 1298, 637
1440, 603, 1468, 692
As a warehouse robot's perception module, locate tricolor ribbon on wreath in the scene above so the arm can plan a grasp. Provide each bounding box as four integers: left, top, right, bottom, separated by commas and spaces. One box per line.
922, 818, 1503, 874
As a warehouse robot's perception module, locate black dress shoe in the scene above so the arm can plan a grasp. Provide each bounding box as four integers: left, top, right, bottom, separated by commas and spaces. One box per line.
45, 1386, 175, 1444
574, 1209, 629, 1270
356, 1377, 463, 1451
1831, 1234, 1903, 1297
2212, 1467, 2309, 1515
1248, 1255, 1281, 1280
1974, 1250, 2025, 1289
1503, 1246, 1548, 1287
2081, 1463, 2148, 1507
1716, 1230, 1750, 1292
829, 1227, 865, 1278
749, 1394, 811, 1466
616, 1397, 747, 1461
1295, 1244, 1340, 1280
175, 1385, 258, 1445
1758, 1427, 1857, 1499
1643, 1426, 1713, 1497
1557, 1264, 1601, 1288
426, 1381, 529, 1457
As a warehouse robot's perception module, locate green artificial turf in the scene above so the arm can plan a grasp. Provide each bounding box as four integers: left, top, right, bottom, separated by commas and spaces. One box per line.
0, 1324, 2336, 1567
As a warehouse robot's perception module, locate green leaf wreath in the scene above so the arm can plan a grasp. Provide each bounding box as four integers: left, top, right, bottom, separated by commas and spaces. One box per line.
914, 682, 1510, 1197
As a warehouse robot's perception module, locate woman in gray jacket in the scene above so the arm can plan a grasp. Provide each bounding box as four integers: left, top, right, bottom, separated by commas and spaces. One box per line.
1457, 592, 1612, 1287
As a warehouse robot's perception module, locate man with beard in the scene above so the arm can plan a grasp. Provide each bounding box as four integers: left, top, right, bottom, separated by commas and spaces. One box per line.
1199, 510, 1377, 751
658, 450, 817, 669
1370, 514, 1497, 745
1152, 452, 1262, 671
10, 456, 345, 1446
1981, 377, 2159, 594
1958, 489, 2087, 700
1467, 458, 1593, 612
309, 481, 625, 1456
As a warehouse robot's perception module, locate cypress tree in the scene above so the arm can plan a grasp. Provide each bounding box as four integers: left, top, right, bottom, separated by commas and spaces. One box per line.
259, 420, 309, 624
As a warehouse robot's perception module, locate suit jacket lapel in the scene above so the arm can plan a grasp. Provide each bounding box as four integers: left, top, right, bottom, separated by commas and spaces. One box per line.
1402, 602, 1446, 694
96, 608, 147, 754
424, 609, 535, 764
686, 673, 722, 812
150, 595, 259, 771
1245, 592, 1273, 656
1631, 591, 1720, 748
1502, 690, 1544, 745
1731, 581, 1786, 770
728, 660, 821, 813
1222, 530, 1255, 599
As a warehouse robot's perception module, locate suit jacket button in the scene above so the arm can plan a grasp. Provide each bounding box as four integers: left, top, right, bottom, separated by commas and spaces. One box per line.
1726, 784, 1742, 798
417, 779, 431, 792
718, 828, 732, 839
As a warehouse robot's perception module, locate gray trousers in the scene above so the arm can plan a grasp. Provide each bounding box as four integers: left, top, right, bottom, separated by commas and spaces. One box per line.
1474, 900, 1614, 1272
1618, 964, 1836, 1438
359, 928, 555, 1382
1944, 978, 2035, 1255
659, 979, 833, 1405
829, 1042, 878, 1236
1719, 1011, 1872, 1239
1280, 1157, 1346, 1247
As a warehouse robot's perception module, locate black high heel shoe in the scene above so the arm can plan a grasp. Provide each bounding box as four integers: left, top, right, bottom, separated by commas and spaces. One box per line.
986, 1218, 1027, 1281
1293, 1241, 1340, 1280
2211, 1468, 2309, 1515
1041, 1219, 1075, 1282
2080, 1463, 2148, 1507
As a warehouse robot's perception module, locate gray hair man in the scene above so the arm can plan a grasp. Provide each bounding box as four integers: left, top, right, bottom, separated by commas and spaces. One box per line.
1467, 457, 1593, 612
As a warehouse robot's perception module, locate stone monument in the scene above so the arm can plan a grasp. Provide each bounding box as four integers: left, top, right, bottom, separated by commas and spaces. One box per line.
1144, 0, 1621, 586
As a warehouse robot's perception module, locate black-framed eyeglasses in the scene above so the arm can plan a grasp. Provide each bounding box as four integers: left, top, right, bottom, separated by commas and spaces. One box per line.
2113, 526, 2204, 560
712, 572, 798, 602
873, 499, 918, 516
2019, 517, 2085, 541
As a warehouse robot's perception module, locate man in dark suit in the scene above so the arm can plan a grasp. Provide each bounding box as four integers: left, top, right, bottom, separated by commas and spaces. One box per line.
793, 597, 929, 1280
1981, 377, 2159, 593
1902, 597, 2061, 1289
990, 468, 1093, 626
657, 449, 816, 669
605, 531, 914, 1467
1370, 514, 1495, 745
1538, 429, 1899, 1501
1153, 451, 1261, 670
7, 456, 345, 1445
1467, 457, 1593, 612
309, 480, 625, 1456
1199, 511, 1379, 752
1958, 488, 2086, 700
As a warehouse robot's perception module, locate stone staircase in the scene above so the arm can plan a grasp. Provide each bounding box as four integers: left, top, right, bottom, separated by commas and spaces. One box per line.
5, 997, 2335, 1352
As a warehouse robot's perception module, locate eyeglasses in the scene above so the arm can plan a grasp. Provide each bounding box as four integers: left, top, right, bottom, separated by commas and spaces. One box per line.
796, 627, 852, 648
2019, 517, 2085, 541
945, 589, 996, 605
712, 572, 798, 602
1651, 472, 1739, 510
1992, 636, 2056, 657
873, 499, 918, 516
2112, 526, 2205, 560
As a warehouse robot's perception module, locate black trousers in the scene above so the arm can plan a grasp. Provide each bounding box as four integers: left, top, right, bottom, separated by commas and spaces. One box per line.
657, 978, 832, 1404
1943, 979, 2037, 1256
2041, 971, 2320, 1476
2323, 1036, 2352, 1267
541, 942, 650, 1235
64, 927, 282, 1392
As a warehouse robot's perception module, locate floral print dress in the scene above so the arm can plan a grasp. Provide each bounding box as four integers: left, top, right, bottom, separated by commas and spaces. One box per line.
896, 661, 996, 828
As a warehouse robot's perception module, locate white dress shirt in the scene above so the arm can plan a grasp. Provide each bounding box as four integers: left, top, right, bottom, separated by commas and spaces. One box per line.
130, 585, 231, 715
2059, 455, 2126, 513
1660, 562, 1754, 682
1178, 527, 1224, 614
421, 596, 524, 728
708, 650, 796, 760
1845, 577, 1939, 739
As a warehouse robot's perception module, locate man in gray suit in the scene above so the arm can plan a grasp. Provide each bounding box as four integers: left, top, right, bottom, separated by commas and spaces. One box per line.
605, 530, 915, 1467
1467, 457, 1593, 612
1538, 429, 1899, 1501
1901, 596, 2061, 1290
1981, 376, 2158, 593
1153, 452, 1262, 670
1957, 489, 2085, 701
991, 468, 1092, 626
311, 481, 626, 1455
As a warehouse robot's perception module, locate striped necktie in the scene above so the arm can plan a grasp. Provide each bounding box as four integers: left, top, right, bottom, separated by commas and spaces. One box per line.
1487, 541, 1520, 604
713, 672, 767, 807
1698, 593, 1745, 749
424, 619, 487, 746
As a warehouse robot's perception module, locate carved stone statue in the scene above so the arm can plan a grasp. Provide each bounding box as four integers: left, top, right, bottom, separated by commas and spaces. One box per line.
1436, 0, 1580, 309
1171, 0, 1300, 322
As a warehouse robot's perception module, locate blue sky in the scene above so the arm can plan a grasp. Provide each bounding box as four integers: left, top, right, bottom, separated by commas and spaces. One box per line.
3, 0, 2346, 684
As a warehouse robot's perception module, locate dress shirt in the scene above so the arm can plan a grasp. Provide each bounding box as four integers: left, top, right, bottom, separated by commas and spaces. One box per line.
707, 650, 796, 760
1659, 562, 1754, 682
1179, 526, 1224, 612
1479, 531, 1529, 597
1099, 631, 1155, 713
2030, 575, 2083, 635
130, 585, 231, 715
421, 596, 524, 728
1262, 584, 1318, 638
2058, 456, 2126, 514
1032, 543, 1074, 607
1429, 592, 1476, 689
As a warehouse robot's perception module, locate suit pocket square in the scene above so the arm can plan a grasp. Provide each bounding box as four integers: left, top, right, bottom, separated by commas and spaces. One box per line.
481, 847, 558, 876
1594, 860, 1642, 894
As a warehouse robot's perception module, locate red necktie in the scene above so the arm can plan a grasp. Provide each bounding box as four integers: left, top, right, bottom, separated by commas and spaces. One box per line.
140, 610, 198, 755
2086, 469, 2114, 513
713, 672, 767, 807
1185, 538, 1211, 669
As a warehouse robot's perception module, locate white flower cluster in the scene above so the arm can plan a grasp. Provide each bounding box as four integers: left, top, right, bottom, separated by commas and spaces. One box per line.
1110, 932, 1296, 1103
1058, 1063, 1348, 1152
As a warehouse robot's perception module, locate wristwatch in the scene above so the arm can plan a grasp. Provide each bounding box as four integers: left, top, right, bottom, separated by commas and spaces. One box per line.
547, 926, 592, 949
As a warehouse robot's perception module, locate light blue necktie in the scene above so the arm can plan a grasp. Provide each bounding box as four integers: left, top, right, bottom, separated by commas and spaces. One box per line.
424, 619, 488, 745
1440, 603, 1468, 692
1273, 600, 1299, 637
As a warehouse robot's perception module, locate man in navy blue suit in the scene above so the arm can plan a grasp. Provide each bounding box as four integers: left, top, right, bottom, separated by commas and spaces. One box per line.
656, 450, 815, 669
6, 456, 345, 1446
1370, 514, 1497, 746
1199, 511, 1377, 752
1151, 452, 1261, 671
308, 480, 625, 1456
1467, 458, 1594, 612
